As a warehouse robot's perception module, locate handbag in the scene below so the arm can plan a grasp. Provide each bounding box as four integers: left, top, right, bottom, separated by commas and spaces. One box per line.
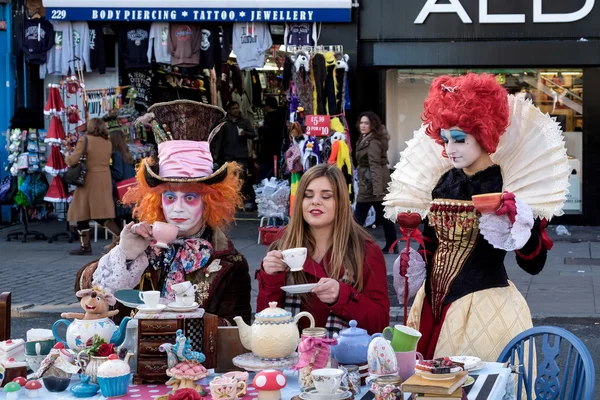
116, 177, 137, 200
64, 136, 88, 186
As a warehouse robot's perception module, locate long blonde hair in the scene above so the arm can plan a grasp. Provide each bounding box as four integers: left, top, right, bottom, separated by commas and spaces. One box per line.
271, 164, 370, 292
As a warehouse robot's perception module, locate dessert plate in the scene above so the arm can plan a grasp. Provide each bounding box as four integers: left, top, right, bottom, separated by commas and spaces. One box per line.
449, 356, 481, 371
136, 304, 166, 314
415, 369, 463, 381
299, 389, 352, 400
281, 283, 318, 294
167, 302, 200, 312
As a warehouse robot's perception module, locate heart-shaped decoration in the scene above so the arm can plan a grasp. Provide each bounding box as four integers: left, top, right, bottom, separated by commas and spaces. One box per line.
396, 212, 422, 229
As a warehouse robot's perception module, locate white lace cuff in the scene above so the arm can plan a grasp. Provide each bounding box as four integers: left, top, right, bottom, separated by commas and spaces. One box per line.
92, 245, 149, 294
393, 248, 427, 306
479, 197, 534, 251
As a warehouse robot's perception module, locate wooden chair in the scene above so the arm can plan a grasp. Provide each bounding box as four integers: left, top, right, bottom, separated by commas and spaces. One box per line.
0, 292, 11, 341
498, 326, 595, 400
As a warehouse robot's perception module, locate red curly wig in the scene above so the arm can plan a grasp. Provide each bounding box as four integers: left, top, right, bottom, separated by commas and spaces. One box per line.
423, 73, 509, 155
122, 158, 244, 231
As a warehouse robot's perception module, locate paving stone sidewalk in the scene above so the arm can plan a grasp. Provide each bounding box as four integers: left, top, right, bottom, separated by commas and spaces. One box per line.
1, 219, 599, 319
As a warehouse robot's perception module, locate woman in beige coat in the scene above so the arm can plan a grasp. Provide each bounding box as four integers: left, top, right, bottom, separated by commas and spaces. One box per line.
353, 111, 397, 253
66, 118, 120, 255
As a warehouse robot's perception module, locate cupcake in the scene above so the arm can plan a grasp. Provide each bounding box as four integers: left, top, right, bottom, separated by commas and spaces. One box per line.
97, 354, 131, 397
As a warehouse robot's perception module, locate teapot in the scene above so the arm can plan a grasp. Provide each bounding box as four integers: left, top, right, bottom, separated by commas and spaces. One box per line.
233, 302, 315, 360
52, 317, 131, 352
330, 320, 383, 365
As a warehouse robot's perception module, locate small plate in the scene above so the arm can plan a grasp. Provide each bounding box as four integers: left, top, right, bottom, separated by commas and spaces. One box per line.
462, 376, 475, 387
415, 369, 463, 381
114, 289, 143, 308
299, 389, 352, 400
467, 361, 486, 372
281, 283, 318, 294
136, 304, 166, 313
167, 302, 200, 312
449, 356, 481, 370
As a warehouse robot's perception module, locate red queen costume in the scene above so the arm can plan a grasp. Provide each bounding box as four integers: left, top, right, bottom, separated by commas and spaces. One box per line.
383, 74, 570, 361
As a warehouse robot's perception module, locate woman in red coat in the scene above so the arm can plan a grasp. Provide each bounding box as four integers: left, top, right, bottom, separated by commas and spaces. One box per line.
256, 164, 390, 336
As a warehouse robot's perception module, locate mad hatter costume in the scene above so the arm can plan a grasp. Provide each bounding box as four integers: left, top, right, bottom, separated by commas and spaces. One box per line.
82, 100, 251, 326
383, 74, 570, 361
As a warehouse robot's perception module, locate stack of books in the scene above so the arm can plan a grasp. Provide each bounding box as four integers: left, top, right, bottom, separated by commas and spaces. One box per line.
402, 371, 468, 399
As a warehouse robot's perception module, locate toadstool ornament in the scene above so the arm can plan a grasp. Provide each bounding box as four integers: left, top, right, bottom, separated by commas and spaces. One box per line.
252, 369, 287, 400
4, 381, 21, 400
25, 380, 42, 398
12, 377, 27, 387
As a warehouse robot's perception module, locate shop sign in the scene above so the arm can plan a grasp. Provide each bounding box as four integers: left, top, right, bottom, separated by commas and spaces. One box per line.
43, 0, 352, 22
305, 115, 331, 137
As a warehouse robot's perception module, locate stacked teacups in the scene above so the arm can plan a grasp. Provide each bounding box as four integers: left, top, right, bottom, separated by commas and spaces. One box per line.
311, 368, 345, 395
382, 325, 423, 381
171, 282, 198, 306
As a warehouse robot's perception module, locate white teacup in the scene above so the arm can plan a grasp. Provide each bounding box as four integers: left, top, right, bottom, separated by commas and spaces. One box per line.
282, 247, 308, 272
172, 281, 198, 295
175, 294, 195, 307
311, 368, 344, 394
139, 290, 160, 308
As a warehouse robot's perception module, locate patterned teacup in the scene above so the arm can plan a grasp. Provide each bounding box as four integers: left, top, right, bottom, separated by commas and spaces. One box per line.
209, 377, 246, 399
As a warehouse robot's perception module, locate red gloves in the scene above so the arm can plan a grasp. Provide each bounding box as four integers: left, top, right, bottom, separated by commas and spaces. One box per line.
496, 192, 517, 224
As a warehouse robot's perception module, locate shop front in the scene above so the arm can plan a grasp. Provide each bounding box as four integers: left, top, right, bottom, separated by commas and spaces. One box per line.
356, 0, 600, 225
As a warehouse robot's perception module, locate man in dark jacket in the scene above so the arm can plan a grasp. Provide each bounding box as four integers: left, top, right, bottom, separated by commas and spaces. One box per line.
257, 97, 285, 182
211, 101, 256, 209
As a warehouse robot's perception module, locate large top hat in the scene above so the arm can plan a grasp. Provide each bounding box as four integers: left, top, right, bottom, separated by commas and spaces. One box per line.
137, 100, 227, 188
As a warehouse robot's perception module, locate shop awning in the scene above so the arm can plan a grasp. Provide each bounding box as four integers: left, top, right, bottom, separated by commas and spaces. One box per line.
42, 0, 353, 22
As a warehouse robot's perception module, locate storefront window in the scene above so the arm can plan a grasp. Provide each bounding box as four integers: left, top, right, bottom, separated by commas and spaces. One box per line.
385, 69, 583, 214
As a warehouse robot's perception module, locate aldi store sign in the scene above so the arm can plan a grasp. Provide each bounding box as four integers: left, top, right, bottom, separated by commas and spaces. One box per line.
43, 0, 352, 22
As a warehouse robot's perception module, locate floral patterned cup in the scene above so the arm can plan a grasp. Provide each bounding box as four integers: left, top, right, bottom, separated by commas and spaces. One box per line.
209, 377, 246, 399
311, 368, 344, 394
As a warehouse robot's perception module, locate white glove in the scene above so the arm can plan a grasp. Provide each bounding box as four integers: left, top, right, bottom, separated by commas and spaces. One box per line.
479, 196, 533, 251
119, 222, 153, 260
393, 248, 426, 306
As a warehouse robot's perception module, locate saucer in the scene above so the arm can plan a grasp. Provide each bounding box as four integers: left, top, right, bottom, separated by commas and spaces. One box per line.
136, 304, 166, 313
299, 389, 352, 400
167, 302, 199, 312
281, 283, 318, 294
114, 289, 143, 308
462, 376, 475, 387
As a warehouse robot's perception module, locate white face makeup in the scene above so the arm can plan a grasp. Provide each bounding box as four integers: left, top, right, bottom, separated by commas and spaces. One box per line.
161, 191, 204, 236
441, 128, 485, 170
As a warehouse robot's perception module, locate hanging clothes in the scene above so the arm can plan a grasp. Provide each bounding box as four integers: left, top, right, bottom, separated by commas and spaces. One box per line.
72, 22, 91, 72
23, 18, 55, 65
232, 22, 272, 70
199, 25, 218, 69
169, 23, 202, 66
88, 22, 106, 74
284, 23, 318, 47
250, 70, 263, 107
147, 22, 171, 64
118, 22, 151, 69
40, 21, 73, 79
218, 23, 233, 63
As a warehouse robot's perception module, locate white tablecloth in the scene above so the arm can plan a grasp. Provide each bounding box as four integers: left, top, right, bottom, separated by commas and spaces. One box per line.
0, 363, 513, 399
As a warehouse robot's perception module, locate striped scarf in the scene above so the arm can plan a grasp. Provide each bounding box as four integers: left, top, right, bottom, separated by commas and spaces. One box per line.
284, 293, 349, 338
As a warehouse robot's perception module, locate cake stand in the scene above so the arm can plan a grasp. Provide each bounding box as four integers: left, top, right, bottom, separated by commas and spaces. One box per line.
232, 352, 299, 372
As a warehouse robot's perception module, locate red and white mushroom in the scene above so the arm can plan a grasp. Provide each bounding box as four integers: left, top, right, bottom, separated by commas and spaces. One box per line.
12, 377, 27, 387
252, 369, 287, 400
25, 380, 42, 398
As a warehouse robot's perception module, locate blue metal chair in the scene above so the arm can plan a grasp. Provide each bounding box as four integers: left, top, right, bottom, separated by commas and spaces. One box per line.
497, 326, 595, 400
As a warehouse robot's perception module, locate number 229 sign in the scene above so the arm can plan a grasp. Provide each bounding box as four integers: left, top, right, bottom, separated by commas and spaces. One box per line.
305, 115, 330, 137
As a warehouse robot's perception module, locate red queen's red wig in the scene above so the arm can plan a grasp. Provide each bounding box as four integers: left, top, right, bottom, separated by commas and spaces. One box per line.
423, 73, 509, 155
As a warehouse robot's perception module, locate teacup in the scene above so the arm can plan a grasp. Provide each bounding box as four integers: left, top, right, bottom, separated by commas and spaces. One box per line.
26, 329, 55, 356
472, 193, 503, 214
282, 247, 308, 272
396, 350, 424, 381
209, 376, 246, 399
311, 368, 344, 394
382, 325, 422, 352
175, 294, 195, 307
152, 221, 179, 249
223, 371, 249, 386
172, 281, 198, 295
139, 291, 161, 308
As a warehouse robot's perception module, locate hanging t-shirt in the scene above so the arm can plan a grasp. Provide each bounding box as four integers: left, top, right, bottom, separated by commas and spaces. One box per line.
147, 22, 171, 64
218, 23, 233, 63
40, 21, 73, 79
284, 23, 318, 47
119, 22, 151, 69
71, 22, 91, 72
199, 26, 217, 69
232, 22, 272, 70
128, 69, 154, 111
23, 18, 55, 65
168, 23, 202, 66
88, 22, 106, 74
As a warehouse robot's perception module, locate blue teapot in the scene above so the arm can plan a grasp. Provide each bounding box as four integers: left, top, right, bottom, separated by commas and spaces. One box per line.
330, 320, 383, 365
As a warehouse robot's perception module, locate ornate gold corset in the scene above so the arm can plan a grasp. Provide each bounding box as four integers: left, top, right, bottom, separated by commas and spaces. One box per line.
428, 199, 481, 322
